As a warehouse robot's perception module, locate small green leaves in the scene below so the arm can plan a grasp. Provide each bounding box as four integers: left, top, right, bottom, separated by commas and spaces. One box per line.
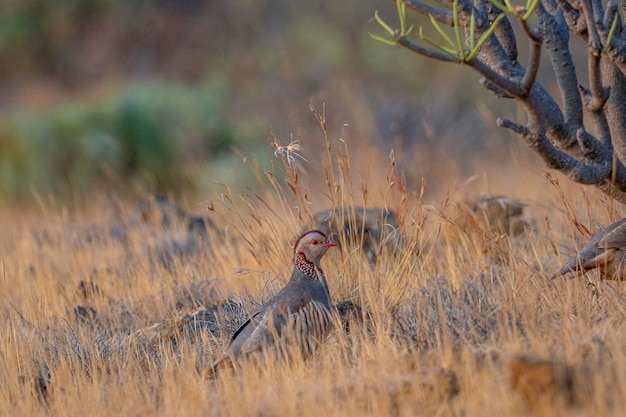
374, 10, 395, 37
522, 0, 540, 20
490, 0, 513, 14
604, 12, 619, 53
397, 0, 408, 37
371, 0, 522, 63
369, 33, 399, 46
370, 0, 414, 46
418, 15, 459, 57
418, 0, 504, 62
491, 0, 538, 19
453, 0, 464, 59
466, 13, 505, 61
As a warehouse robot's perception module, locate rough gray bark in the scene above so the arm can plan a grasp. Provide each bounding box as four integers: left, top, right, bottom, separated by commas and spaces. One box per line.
392, 0, 626, 204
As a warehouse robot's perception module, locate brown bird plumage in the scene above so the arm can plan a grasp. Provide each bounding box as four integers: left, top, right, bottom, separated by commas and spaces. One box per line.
552, 217, 626, 280
210, 230, 337, 375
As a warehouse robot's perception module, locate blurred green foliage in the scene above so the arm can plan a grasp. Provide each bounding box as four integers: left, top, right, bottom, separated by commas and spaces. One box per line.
0, 80, 237, 199
0, 0, 513, 202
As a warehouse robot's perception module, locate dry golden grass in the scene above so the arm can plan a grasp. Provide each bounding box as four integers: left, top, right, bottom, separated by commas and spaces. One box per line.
3, 116, 626, 416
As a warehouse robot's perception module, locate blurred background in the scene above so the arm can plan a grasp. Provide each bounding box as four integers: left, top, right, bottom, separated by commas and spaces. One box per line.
0, 0, 543, 204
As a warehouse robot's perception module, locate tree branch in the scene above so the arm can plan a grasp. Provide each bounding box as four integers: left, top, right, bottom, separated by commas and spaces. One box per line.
519, 20, 543, 95
403, 0, 453, 24
584, 0, 611, 116
537, 1, 584, 129
579, 85, 613, 146
602, 59, 626, 162
598, 2, 626, 77
575, 128, 610, 161
498, 118, 610, 183
492, 12, 519, 60
479, 2, 522, 67
603, 36, 626, 76
580, 0, 602, 50
602, 1, 619, 29
377, 0, 626, 203
552, 0, 588, 35
586, 45, 610, 112
397, 36, 458, 62
480, 77, 515, 98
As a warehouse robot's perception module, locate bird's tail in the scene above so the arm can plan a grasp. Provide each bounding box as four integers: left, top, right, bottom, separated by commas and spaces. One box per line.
550, 262, 578, 279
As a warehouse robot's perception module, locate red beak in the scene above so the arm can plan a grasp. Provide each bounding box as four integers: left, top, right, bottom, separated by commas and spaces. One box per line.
326, 239, 338, 247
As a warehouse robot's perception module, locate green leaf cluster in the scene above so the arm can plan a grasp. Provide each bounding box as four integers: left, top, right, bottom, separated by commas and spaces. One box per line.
371, 0, 546, 62
418, 0, 505, 62
369, 0, 414, 45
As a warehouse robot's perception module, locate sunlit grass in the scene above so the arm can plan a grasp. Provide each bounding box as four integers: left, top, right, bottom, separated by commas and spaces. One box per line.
2, 112, 626, 416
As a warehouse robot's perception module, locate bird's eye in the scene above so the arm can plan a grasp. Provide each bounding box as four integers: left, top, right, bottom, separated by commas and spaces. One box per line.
311, 239, 321, 245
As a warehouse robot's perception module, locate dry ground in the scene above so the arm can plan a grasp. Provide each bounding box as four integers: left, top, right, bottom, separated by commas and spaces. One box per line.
2, 134, 626, 417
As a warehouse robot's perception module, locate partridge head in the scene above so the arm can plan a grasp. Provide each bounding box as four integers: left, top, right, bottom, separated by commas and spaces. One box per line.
294, 229, 338, 271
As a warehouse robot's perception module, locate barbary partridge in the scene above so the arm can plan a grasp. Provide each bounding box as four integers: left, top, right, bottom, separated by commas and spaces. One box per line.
552, 217, 626, 280
210, 230, 337, 374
